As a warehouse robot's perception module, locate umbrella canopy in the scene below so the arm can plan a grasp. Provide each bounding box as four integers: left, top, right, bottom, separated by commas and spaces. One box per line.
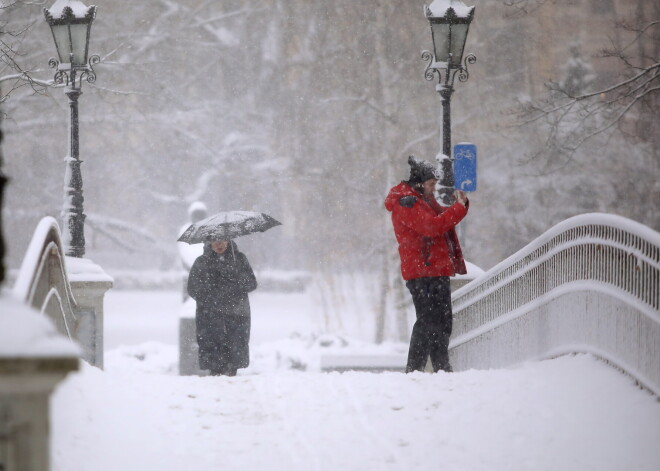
177, 211, 281, 244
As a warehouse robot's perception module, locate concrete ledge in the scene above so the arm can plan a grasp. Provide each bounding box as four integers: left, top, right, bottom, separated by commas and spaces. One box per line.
320, 354, 407, 373
0, 357, 79, 375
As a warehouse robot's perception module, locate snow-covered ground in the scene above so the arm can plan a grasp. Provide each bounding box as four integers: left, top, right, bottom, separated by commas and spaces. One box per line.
52, 288, 660, 471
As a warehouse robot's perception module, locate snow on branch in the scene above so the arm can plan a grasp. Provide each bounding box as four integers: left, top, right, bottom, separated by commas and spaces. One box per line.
148, 168, 219, 205
86, 213, 171, 255
501, 0, 549, 18
514, 19, 659, 163
320, 94, 397, 125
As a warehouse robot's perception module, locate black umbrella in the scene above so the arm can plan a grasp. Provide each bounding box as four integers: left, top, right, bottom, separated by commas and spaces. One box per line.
177, 211, 281, 244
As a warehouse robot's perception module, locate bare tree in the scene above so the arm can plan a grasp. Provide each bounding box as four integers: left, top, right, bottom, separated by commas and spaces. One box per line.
0, 0, 43, 282
514, 5, 659, 164
0, 1, 52, 104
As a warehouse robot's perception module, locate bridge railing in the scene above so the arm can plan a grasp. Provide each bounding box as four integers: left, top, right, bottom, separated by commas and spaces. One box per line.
450, 213, 660, 395
12, 217, 113, 368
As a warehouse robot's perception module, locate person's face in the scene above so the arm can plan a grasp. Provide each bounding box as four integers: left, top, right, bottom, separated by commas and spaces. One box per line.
211, 240, 229, 254
422, 178, 438, 196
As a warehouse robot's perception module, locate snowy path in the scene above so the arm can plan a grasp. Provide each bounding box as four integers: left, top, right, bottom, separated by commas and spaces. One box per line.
52, 356, 660, 471
51, 290, 660, 471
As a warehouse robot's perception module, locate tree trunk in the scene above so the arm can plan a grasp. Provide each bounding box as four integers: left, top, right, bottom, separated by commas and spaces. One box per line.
375, 248, 390, 344
393, 270, 409, 343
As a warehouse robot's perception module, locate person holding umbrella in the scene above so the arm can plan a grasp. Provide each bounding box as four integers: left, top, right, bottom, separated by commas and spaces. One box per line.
384, 156, 469, 373
186, 239, 256, 376
180, 211, 280, 376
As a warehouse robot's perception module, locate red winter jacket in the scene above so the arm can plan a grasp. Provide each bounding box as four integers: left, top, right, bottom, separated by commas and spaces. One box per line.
384, 182, 468, 280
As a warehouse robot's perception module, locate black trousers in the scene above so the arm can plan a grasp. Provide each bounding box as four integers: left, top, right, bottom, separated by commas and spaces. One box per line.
405, 276, 453, 373
197, 314, 250, 376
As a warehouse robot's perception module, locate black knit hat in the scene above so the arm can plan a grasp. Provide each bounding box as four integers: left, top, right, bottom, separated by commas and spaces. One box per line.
407, 155, 439, 184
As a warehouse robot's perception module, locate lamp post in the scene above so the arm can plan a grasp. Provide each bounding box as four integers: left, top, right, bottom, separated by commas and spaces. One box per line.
0, 130, 6, 285
44, 0, 99, 258
423, 0, 476, 206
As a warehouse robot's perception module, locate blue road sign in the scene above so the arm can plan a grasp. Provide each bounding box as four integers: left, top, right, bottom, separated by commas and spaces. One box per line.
453, 143, 477, 192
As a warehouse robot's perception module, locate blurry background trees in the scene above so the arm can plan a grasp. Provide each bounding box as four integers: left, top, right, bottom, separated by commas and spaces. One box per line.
1, 0, 657, 278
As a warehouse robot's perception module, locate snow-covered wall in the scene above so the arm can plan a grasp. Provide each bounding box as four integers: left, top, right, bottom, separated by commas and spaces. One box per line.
450, 213, 660, 395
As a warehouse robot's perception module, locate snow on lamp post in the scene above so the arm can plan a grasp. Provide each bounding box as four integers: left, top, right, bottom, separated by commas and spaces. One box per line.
44, 0, 99, 258
423, 0, 476, 206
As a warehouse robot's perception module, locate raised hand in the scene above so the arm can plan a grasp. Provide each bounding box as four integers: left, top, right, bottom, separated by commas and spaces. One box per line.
453, 190, 468, 207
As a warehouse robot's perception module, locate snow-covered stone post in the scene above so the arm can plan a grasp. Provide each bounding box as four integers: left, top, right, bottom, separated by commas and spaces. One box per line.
0, 293, 79, 471
44, 0, 100, 258
179, 300, 207, 376
422, 0, 476, 206
66, 257, 113, 368
177, 202, 208, 376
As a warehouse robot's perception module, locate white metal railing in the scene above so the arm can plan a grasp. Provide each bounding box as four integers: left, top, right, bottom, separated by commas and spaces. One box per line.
13, 217, 112, 367
450, 213, 660, 395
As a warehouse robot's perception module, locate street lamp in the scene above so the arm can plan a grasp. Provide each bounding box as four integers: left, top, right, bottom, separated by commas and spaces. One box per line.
423, 0, 476, 206
44, 0, 99, 258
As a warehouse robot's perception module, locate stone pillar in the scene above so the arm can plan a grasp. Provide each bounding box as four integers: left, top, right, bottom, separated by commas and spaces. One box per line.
178, 299, 207, 376
66, 257, 113, 369
0, 297, 79, 471
0, 358, 78, 471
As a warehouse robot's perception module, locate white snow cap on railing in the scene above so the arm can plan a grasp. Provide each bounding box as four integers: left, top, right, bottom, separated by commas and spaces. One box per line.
13, 216, 62, 300
456, 213, 660, 295
427, 0, 474, 17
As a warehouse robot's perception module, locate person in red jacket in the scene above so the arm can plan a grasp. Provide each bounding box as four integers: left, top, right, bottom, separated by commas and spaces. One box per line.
384, 156, 469, 373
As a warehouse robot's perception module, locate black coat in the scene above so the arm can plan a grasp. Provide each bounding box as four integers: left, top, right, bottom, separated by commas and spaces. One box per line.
187, 242, 257, 373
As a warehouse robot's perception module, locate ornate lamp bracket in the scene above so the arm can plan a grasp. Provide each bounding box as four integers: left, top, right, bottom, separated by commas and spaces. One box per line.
422, 50, 476, 89
422, 50, 441, 81
49, 54, 101, 88
456, 53, 477, 84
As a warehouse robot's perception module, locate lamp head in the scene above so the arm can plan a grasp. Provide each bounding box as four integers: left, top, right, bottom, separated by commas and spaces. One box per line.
44, 0, 97, 68
425, 1, 475, 68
